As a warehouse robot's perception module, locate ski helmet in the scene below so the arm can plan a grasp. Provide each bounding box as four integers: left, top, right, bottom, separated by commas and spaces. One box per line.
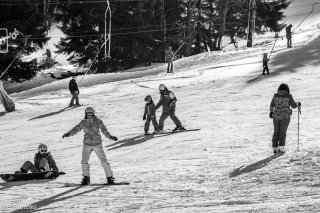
159, 84, 166, 91
144, 95, 152, 102
38, 144, 48, 152
85, 107, 95, 114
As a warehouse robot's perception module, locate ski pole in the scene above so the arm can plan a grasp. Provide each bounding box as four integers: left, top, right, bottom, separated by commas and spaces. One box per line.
297, 106, 301, 151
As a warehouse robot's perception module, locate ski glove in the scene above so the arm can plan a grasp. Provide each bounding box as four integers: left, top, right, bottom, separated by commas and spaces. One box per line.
298, 102, 301, 107
110, 136, 118, 141
62, 133, 70, 138
143, 115, 146, 121
269, 112, 273, 119
44, 171, 54, 179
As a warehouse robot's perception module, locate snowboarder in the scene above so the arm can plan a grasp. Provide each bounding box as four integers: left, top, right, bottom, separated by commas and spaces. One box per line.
262, 53, 270, 75
69, 76, 80, 107
286, 24, 293, 48
15, 144, 59, 178
143, 95, 160, 135
165, 46, 174, 73
62, 107, 118, 185
155, 84, 185, 132
269, 83, 301, 155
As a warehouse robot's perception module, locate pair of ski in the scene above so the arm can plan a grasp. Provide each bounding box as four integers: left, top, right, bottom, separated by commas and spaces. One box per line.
145, 128, 200, 136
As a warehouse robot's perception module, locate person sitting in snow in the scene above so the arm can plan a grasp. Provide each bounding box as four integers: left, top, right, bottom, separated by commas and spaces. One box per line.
69, 76, 80, 107
155, 84, 185, 132
269, 83, 301, 155
143, 95, 160, 135
15, 144, 59, 179
62, 107, 118, 185
262, 53, 270, 75
165, 46, 174, 73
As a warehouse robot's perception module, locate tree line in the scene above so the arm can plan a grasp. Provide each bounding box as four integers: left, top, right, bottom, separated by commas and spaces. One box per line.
0, 0, 290, 82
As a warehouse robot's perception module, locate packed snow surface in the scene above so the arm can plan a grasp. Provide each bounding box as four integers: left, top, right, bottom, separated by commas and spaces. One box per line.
1, 17, 320, 213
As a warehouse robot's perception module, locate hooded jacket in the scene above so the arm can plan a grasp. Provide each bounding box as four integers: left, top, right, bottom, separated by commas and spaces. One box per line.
155, 87, 177, 113
69, 79, 79, 93
270, 90, 298, 120
144, 100, 156, 117
66, 117, 112, 146
34, 152, 59, 171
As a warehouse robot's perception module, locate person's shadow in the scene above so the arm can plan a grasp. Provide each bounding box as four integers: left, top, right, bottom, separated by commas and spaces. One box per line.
0, 111, 6, 117
0, 179, 55, 191
229, 155, 279, 178
106, 133, 171, 151
28, 107, 72, 120
9, 185, 104, 213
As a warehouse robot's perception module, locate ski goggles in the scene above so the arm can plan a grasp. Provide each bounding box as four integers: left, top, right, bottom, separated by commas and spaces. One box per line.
86, 113, 94, 119
39, 149, 47, 153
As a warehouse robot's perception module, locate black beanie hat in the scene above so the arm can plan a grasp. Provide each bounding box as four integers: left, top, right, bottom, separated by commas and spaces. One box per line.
278, 83, 290, 94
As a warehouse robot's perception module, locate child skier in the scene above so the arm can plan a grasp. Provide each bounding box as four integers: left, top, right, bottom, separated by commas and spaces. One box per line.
62, 107, 118, 185
69, 76, 80, 107
143, 95, 160, 135
269, 83, 301, 155
262, 53, 270, 75
15, 144, 59, 179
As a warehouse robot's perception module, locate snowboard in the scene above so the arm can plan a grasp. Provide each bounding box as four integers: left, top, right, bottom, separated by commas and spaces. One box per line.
155, 128, 200, 135
63, 182, 130, 187
0, 171, 66, 182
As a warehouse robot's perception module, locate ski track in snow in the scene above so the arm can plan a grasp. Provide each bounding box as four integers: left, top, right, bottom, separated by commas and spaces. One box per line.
1, 28, 320, 212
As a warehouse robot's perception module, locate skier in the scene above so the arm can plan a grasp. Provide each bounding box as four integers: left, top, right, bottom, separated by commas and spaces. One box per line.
69, 76, 80, 107
155, 84, 185, 132
269, 83, 301, 155
262, 53, 270, 75
165, 46, 174, 73
286, 24, 293, 48
62, 107, 118, 185
143, 95, 160, 135
15, 144, 59, 178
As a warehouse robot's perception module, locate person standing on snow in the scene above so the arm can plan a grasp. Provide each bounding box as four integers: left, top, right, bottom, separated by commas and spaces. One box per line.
143, 95, 160, 135
15, 144, 59, 179
262, 53, 270, 75
155, 84, 185, 132
165, 46, 174, 73
69, 76, 80, 107
269, 83, 301, 155
62, 107, 118, 185
286, 24, 293, 48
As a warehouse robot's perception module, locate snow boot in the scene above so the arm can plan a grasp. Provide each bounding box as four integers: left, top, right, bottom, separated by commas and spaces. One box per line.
278, 146, 285, 155
144, 132, 150, 136
172, 126, 186, 132
107, 176, 115, 185
81, 176, 90, 185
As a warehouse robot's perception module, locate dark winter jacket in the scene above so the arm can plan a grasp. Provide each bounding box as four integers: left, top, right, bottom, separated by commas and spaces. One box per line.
143, 101, 156, 118
155, 88, 177, 113
34, 152, 59, 171
69, 79, 79, 93
286, 26, 292, 39
66, 117, 112, 146
270, 90, 298, 120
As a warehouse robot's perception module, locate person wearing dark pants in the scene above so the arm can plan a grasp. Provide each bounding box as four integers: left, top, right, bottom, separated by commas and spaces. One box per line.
155, 84, 185, 132
69, 76, 80, 107
262, 53, 270, 75
143, 95, 160, 135
286, 24, 292, 48
269, 83, 301, 155
165, 46, 174, 73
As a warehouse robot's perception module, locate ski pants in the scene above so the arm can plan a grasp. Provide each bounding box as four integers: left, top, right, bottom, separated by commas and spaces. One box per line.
81, 144, 113, 178
159, 109, 182, 131
70, 91, 79, 105
144, 115, 159, 133
263, 63, 269, 74
272, 118, 290, 147
21, 159, 50, 173
287, 38, 292, 48
167, 62, 173, 73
